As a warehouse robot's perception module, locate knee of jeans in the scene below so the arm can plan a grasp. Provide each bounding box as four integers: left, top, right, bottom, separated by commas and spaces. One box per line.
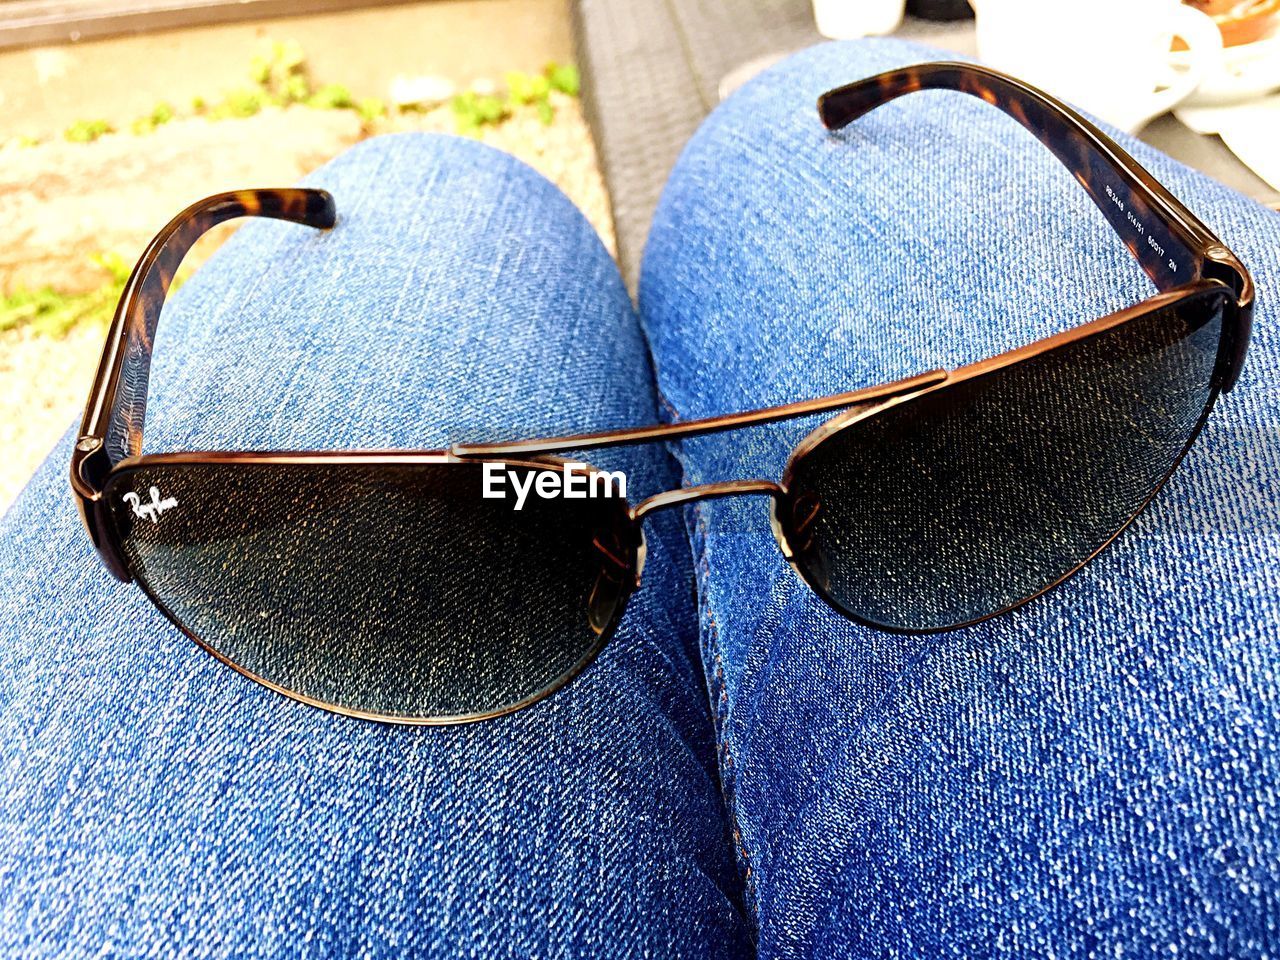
300, 131, 571, 210
142, 132, 658, 472
640, 36, 1163, 423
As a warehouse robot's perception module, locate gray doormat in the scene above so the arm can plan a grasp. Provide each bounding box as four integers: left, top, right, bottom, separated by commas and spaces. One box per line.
571, 0, 821, 290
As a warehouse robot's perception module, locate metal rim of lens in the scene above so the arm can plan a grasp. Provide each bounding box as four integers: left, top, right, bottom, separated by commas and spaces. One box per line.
103, 453, 642, 725
774, 286, 1234, 634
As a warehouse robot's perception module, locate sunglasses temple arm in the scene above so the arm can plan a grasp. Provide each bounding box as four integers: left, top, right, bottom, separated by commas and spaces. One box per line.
817, 62, 1251, 310
72, 189, 336, 498
449, 368, 947, 458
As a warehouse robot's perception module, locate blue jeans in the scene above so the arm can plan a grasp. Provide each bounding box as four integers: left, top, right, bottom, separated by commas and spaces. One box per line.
2, 38, 1278, 958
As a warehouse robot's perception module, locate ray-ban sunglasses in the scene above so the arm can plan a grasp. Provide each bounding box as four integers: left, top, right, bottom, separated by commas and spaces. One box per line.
72, 63, 1253, 724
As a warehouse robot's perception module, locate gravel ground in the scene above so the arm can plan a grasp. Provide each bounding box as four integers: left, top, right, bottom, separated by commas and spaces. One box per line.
1, 93, 612, 511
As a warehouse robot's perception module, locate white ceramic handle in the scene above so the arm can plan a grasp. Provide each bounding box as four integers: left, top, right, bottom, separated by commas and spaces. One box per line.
812, 0, 905, 39
1133, 5, 1224, 128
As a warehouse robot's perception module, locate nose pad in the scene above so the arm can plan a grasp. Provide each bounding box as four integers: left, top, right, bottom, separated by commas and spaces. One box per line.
774, 490, 830, 590
586, 523, 643, 635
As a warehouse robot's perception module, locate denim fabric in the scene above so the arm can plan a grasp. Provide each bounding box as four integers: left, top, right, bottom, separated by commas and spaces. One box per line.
0, 134, 751, 958
5, 42, 1279, 960
641, 39, 1280, 959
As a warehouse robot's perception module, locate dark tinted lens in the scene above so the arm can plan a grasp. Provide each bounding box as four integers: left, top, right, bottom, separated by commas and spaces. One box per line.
105, 459, 637, 721
784, 289, 1228, 632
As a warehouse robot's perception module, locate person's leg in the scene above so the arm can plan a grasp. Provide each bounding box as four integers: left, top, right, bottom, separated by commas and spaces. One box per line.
641, 38, 1280, 958
0, 134, 751, 958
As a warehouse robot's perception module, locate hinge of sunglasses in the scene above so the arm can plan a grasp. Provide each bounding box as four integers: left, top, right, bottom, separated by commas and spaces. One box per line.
70, 435, 111, 500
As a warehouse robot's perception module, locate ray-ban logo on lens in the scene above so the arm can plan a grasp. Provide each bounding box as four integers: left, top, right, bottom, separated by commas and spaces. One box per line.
482, 462, 626, 511
123, 486, 178, 523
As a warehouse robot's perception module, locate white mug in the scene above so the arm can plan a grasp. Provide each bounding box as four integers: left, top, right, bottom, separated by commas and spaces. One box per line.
813, 0, 906, 39
972, 0, 1224, 132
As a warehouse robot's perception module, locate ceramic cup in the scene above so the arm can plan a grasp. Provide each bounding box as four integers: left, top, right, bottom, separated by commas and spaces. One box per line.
812, 0, 907, 39
973, 0, 1225, 131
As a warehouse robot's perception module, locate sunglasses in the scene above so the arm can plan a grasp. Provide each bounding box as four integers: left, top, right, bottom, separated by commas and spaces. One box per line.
72, 63, 1253, 724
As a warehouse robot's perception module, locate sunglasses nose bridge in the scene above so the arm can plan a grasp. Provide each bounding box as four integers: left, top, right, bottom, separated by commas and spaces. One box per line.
630, 479, 786, 522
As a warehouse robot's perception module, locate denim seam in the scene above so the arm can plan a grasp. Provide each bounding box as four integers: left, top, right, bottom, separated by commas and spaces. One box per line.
690, 498, 760, 934
655, 377, 759, 936
656, 389, 682, 426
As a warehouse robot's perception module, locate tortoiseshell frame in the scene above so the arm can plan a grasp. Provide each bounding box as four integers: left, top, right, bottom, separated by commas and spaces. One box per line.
72, 63, 1254, 723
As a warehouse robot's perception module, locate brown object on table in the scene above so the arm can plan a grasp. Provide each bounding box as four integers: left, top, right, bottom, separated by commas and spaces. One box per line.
1184, 0, 1280, 46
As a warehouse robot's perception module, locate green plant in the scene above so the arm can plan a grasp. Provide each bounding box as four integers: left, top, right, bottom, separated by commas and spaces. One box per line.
307, 83, 354, 110
64, 119, 114, 143
505, 70, 550, 105
51, 47, 580, 145
250, 39, 310, 105
0, 253, 132, 338
451, 91, 509, 134
357, 97, 387, 123
208, 87, 269, 120
131, 101, 175, 135
450, 63, 580, 134
546, 62, 580, 96
505, 69, 556, 126
208, 41, 375, 120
